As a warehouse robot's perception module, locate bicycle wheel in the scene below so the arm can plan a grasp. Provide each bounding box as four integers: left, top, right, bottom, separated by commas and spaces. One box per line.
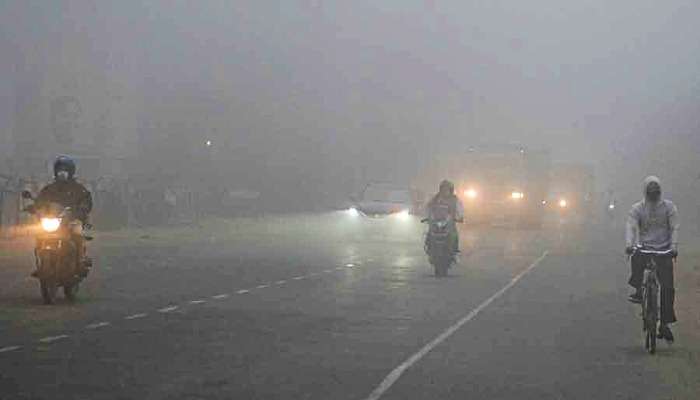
646, 287, 658, 354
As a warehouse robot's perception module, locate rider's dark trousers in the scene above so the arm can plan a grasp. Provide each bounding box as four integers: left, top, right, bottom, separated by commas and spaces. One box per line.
629, 254, 677, 323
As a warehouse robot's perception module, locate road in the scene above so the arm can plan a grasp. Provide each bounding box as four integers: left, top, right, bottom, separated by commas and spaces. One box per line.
0, 212, 694, 399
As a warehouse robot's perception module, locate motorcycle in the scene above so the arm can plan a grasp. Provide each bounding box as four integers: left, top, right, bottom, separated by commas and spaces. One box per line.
22, 191, 92, 304
422, 217, 456, 277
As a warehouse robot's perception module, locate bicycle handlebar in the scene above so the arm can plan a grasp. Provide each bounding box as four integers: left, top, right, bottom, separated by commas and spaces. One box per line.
633, 247, 675, 256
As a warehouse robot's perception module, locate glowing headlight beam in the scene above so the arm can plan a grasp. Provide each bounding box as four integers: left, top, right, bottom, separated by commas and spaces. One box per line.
396, 209, 411, 220
511, 191, 524, 200
464, 188, 478, 199
559, 199, 568, 208
347, 207, 360, 217
41, 218, 61, 232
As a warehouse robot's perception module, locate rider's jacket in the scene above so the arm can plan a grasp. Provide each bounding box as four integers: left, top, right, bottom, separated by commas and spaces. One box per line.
625, 176, 679, 251
426, 193, 464, 221
35, 179, 93, 223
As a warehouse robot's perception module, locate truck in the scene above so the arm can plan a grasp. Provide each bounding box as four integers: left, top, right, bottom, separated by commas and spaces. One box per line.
415, 144, 551, 228
545, 163, 595, 221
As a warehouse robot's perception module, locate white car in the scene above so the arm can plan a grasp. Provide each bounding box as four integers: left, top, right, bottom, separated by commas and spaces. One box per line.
347, 183, 420, 219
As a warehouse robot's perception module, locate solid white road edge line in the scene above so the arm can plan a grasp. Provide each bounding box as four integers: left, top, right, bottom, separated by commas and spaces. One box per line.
362, 250, 549, 400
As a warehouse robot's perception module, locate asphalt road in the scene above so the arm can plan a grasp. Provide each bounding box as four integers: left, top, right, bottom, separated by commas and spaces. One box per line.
0, 212, 691, 399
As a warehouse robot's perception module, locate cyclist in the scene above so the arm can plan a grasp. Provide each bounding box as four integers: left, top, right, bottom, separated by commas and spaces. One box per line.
625, 176, 679, 342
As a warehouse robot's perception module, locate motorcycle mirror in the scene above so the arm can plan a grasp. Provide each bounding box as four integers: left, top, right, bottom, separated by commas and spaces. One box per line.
21, 190, 34, 200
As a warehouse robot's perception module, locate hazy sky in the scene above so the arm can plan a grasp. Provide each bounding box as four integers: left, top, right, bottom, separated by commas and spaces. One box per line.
2, 0, 699, 200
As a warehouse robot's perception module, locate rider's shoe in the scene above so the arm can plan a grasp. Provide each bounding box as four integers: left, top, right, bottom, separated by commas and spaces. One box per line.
628, 291, 642, 304
658, 324, 674, 343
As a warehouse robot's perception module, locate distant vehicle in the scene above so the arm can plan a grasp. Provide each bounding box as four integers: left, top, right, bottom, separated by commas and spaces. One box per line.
546, 163, 595, 219
346, 183, 422, 220
422, 144, 551, 228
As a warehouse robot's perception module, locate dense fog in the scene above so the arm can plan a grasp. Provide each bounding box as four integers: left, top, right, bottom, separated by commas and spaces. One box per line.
1, 0, 699, 226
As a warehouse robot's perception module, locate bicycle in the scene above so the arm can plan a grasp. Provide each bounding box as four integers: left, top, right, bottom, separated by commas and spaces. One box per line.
631, 246, 675, 354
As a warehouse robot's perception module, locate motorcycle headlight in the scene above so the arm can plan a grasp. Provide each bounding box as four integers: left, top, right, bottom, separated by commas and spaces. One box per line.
41, 218, 61, 232
346, 207, 360, 217
608, 204, 615, 210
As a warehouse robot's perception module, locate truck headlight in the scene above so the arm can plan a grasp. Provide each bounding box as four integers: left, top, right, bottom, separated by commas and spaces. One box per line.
464, 188, 478, 199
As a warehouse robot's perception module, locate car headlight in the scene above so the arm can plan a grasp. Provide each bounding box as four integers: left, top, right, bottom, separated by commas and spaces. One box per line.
559, 199, 568, 208
608, 204, 615, 210
511, 191, 524, 200
346, 207, 360, 217
41, 218, 61, 232
395, 209, 410, 220
464, 188, 478, 199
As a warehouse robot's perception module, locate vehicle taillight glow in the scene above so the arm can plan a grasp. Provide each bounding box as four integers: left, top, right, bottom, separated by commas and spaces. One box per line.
41, 218, 61, 232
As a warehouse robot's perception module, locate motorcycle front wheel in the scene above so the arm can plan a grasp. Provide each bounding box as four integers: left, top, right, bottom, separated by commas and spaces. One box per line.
38, 253, 58, 304
64, 283, 79, 302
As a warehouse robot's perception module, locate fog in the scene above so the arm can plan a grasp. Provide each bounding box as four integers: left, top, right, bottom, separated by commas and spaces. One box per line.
1, 1, 699, 224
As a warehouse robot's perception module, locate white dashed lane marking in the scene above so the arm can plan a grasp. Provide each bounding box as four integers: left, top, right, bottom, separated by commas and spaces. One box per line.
85, 322, 111, 330
125, 313, 148, 320
38, 335, 69, 344
0, 346, 21, 354
1, 262, 365, 353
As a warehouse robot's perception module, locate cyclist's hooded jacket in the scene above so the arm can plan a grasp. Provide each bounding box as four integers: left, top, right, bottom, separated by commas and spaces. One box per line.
625, 176, 679, 250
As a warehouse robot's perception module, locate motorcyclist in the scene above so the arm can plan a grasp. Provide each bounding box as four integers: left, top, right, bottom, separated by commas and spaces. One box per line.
425, 180, 464, 255
625, 176, 679, 342
32, 156, 93, 277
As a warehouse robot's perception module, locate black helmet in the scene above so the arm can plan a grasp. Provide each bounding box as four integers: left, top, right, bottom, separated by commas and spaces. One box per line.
53, 155, 76, 180
439, 179, 454, 194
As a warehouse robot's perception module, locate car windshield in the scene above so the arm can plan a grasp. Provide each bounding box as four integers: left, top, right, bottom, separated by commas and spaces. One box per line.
363, 187, 411, 203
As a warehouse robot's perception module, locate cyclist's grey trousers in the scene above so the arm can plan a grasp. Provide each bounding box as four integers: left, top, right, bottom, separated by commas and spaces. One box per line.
629, 254, 677, 324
